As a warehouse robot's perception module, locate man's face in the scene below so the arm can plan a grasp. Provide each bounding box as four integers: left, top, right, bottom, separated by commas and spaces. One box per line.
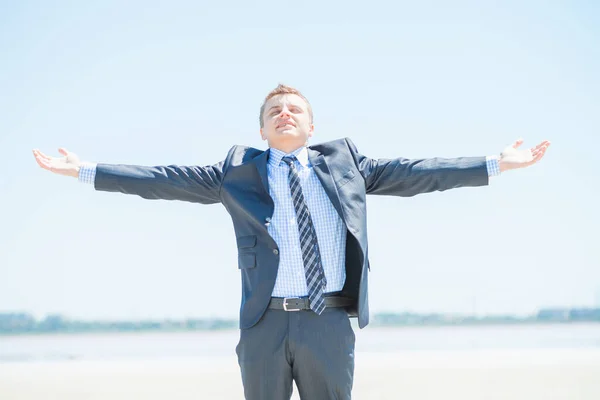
260, 94, 314, 152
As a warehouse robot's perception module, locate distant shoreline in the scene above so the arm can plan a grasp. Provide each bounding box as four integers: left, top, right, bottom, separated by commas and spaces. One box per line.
3, 308, 599, 337
2, 319, 599, 338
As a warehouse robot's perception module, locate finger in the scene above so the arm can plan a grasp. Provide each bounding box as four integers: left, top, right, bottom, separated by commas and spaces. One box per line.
33, 149, 52, 161
532, 147, 544, 157
520, 147, 545, 166
58, 148, 69, 157
34, 155, 52, 170
530, 154, 544, 166
512, 138, 524, 149
33, 150, 44, 162
531, 141, 550, 152
531, 142, 549, 156
531, 148, 547, 163
533, 143, 550, 156
34, 149, 52, 162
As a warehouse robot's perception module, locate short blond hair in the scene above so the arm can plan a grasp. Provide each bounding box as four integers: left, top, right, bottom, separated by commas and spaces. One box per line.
259, 84, 313, 128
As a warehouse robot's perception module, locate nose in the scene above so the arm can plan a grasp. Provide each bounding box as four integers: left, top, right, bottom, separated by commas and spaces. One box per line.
278, 107, 291, 118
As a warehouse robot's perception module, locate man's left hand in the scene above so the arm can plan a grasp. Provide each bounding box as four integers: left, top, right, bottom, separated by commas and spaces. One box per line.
498, 139, 550, 172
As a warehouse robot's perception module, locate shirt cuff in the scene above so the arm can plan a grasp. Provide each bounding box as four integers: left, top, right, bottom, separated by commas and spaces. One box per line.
486, 156, 501, 177
78, 162, 97, 184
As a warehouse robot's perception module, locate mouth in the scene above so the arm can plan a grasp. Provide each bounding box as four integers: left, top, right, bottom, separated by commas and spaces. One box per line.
277, 120, 295, 129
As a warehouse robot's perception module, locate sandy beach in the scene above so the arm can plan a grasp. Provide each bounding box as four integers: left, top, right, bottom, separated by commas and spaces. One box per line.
2, 349, 600, 399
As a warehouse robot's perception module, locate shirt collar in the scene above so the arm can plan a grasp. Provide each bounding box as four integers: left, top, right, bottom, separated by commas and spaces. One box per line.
268, 146, 310, 168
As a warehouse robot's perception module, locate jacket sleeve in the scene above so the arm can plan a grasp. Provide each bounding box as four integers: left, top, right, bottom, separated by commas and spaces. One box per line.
92, 150, 232, 204
345, 138, 489, 197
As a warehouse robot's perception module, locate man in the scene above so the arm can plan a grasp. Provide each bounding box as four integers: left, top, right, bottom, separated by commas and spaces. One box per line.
32, 84, 550, 399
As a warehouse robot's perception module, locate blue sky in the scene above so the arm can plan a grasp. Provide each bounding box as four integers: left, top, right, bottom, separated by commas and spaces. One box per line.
1, 0, 599, 320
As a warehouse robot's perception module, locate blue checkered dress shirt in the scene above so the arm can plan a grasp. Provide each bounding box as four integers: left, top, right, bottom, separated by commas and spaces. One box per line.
78, 150, 500, 297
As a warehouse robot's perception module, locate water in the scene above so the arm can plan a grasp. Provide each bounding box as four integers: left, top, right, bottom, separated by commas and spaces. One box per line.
1, 324, 599, 363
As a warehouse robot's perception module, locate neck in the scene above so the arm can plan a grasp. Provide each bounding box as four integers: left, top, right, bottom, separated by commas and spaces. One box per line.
269, 142, 306, 154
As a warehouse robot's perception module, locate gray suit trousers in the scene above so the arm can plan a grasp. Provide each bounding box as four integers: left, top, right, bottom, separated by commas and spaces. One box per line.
235, 307, 356, 399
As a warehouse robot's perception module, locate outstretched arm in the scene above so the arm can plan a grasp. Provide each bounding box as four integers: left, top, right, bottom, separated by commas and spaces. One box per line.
347, 138, 550, 197
32, 148, 227, 204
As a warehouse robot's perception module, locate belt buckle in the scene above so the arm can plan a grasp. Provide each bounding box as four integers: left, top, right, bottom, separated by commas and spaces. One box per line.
282, 297, 301, 312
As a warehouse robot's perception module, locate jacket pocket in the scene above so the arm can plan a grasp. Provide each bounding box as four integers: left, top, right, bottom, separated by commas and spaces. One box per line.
236, 235, 257, 249
336, 169, 356, 188
238, 253, 256, 269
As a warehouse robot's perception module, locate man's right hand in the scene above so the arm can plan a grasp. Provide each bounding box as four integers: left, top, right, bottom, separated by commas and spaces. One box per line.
32, 148, 82, 178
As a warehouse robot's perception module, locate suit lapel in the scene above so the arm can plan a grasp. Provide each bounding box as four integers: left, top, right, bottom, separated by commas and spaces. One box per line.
307, 148, 346, 224
251, 148, 270, 195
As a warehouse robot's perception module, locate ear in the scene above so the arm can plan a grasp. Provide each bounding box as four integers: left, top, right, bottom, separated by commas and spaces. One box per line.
308, 124, 314, 139
260, 128, 267, 141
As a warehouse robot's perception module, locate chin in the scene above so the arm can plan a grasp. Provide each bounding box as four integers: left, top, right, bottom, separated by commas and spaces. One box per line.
277, 128, 296, 135
269, 134, 308, 150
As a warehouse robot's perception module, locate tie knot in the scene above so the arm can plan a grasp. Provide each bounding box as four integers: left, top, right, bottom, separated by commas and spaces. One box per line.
281, 155, 296, 167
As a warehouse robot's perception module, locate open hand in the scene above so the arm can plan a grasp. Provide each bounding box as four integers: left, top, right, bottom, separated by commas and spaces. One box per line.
32, 148, 82, 178
498, 139, 550, 172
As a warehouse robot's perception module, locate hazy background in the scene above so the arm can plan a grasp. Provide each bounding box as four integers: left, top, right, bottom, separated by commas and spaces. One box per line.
1, 0, 598, 321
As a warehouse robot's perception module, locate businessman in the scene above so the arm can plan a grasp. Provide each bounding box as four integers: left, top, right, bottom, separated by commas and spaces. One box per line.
33, 84, 549, 399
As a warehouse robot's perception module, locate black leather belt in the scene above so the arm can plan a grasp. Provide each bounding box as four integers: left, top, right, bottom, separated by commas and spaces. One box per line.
269, 296, 354, 312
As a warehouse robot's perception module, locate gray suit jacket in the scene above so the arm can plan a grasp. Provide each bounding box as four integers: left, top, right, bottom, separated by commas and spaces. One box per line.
93, 138, 489, 329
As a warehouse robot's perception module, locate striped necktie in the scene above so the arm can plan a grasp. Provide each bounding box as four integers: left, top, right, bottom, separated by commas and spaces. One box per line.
281, 155, 327, 315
